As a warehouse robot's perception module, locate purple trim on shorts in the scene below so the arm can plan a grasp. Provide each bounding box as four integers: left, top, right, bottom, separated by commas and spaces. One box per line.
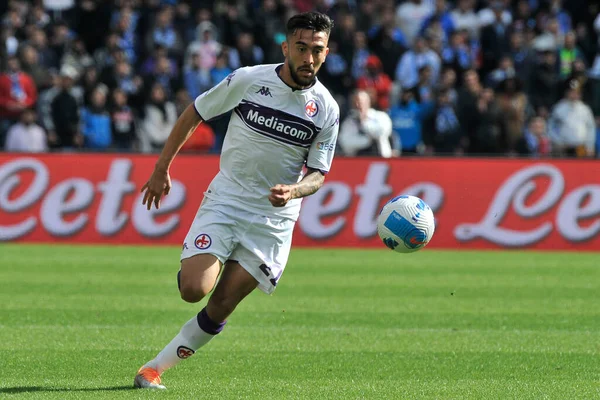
197, 307, 226, 335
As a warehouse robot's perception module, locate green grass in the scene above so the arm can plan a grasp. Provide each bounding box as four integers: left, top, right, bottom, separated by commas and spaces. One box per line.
0, 244, 599, 399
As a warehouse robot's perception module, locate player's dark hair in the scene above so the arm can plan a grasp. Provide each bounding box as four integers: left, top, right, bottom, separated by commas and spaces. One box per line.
286, 12, 334, 38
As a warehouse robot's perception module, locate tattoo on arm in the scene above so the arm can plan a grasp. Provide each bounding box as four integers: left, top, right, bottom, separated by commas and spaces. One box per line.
291, 168, 325, 200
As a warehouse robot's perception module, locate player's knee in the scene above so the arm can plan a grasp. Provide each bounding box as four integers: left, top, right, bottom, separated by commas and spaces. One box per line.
179, 281, 211, 303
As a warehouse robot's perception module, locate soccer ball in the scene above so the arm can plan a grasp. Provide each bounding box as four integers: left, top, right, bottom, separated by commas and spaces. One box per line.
377, 195, 435, 253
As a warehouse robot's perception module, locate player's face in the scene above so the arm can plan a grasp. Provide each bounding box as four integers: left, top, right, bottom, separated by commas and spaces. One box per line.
283, 29, 329, 87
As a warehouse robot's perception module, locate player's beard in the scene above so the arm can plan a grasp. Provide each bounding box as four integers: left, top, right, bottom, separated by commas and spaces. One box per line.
288, 59, 316, 88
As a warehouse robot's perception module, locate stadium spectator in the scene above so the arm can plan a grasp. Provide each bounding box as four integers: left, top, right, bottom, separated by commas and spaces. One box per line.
338, 90, 394, 157
350, 31, 370, 81
549, 79, 596, 157
479, 1, 511, 76
28, 27, 59, 69
318, 41, 353, 111
451, 0, 479, 40
420, 0, 455, 44
138, 82, 177, 153
478, 0, 512, 28
61, 38, 95, 79
80, 66, 100, 107
424, 88, 463, 154
183, 50, 212, 100
471, 87, 504, 153
110, 88, 136, 151
396, 0, 434, 46
144, 54, 180, 99
558, 31, 586, 79
228, 32, 264, 69
356, 55, 393, 111
516, 116, 552, 157
81, 85, 112, 150
395, 36, 441, 90
368, 5, 407, 79
438, 66, 458, 104
441, 30, 474, 81
145, 6, 183, 60
389, 86, 434, 154
50, 65, 81, 149
4, 108, 47, 153
0, 56, 38, 145
414, 65, 435, 103
185, 20, 221, 71
508, 29, 535, 90
530, 50, 560, 117
18, 44, 51, 91
210, 51, 233, 86
496, 75, 529, 152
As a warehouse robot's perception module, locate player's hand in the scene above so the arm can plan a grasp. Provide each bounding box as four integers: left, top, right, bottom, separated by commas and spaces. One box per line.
141, 167, 172, 210
269, 184, 293, 207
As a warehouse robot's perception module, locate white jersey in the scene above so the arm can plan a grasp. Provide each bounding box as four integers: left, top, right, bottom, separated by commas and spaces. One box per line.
194, 63, 340, 221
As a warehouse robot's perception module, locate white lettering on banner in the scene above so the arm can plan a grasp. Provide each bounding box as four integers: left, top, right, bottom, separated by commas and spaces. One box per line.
0, 158, 49, 240
556, 185, 600, 242
132, 181, 186, 238
96, 159, 135, 235
401, 183, 445, 212
299, 183, 352, 239
354, 162, 392, 238
299, 163, 445, 239
0, 158, 185, 241
454, 164, 565, 246
40, 179, 94, 236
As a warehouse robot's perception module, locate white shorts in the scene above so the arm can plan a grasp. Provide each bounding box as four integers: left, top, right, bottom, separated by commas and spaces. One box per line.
180, 198, 295, 294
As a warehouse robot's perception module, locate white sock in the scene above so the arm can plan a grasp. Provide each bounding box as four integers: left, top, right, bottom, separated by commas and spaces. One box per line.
145, 308, 225, 374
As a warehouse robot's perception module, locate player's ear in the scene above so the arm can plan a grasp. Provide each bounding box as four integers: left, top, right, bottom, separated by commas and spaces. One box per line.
281, 40, 288, 58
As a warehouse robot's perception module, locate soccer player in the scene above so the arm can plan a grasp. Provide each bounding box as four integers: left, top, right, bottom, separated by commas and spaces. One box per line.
134, 11, 339, 389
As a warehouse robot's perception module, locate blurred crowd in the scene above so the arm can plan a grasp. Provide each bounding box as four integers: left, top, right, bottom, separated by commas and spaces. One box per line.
1, 0, 600, 157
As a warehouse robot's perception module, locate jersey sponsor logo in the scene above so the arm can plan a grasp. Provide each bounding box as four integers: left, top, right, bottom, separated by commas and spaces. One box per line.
305, 99, 319, 117
255, 86, 273, 97
317, 141, 334, 151
177, 346, 195, 359
194, 233, 212, 249
235, 100, 321, 148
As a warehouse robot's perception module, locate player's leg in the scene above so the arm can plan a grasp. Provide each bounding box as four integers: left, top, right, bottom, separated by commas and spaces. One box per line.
134, 254, 222, 390
204, 259, 259, 323
178, 254, 222, 303
135, 199, 236, 389
134, 259, 257, 389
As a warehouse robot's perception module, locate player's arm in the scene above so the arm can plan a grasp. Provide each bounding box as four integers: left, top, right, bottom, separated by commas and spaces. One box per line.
291, 168, 325, 199
141, 104, 202, 210
269, 168, 325, 207
142, 67, 252, 210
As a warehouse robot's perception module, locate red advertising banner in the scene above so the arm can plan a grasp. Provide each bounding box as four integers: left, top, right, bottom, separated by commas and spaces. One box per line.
0, 153, 599, 250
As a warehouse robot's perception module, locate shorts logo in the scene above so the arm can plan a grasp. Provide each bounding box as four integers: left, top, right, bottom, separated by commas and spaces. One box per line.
194, 234, 212, 250
177, 346, 195, 359
182, 243, 188, 250
305, 100, 319, 117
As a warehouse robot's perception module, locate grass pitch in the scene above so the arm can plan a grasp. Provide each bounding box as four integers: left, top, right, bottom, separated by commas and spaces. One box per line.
0, 244, 598, 399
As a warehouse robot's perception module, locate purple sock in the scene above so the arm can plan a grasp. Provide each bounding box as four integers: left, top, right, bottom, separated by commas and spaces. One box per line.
197, 307, 226, 335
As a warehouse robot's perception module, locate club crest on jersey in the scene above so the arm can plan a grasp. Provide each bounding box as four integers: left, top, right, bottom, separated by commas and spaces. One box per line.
305, 100, 319, 117
177, 346, 195, 359
194, 234, 212, 250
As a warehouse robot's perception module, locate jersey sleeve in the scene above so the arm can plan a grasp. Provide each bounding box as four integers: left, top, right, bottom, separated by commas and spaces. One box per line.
193, 67, 253, 121
306, 105, 340, 174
